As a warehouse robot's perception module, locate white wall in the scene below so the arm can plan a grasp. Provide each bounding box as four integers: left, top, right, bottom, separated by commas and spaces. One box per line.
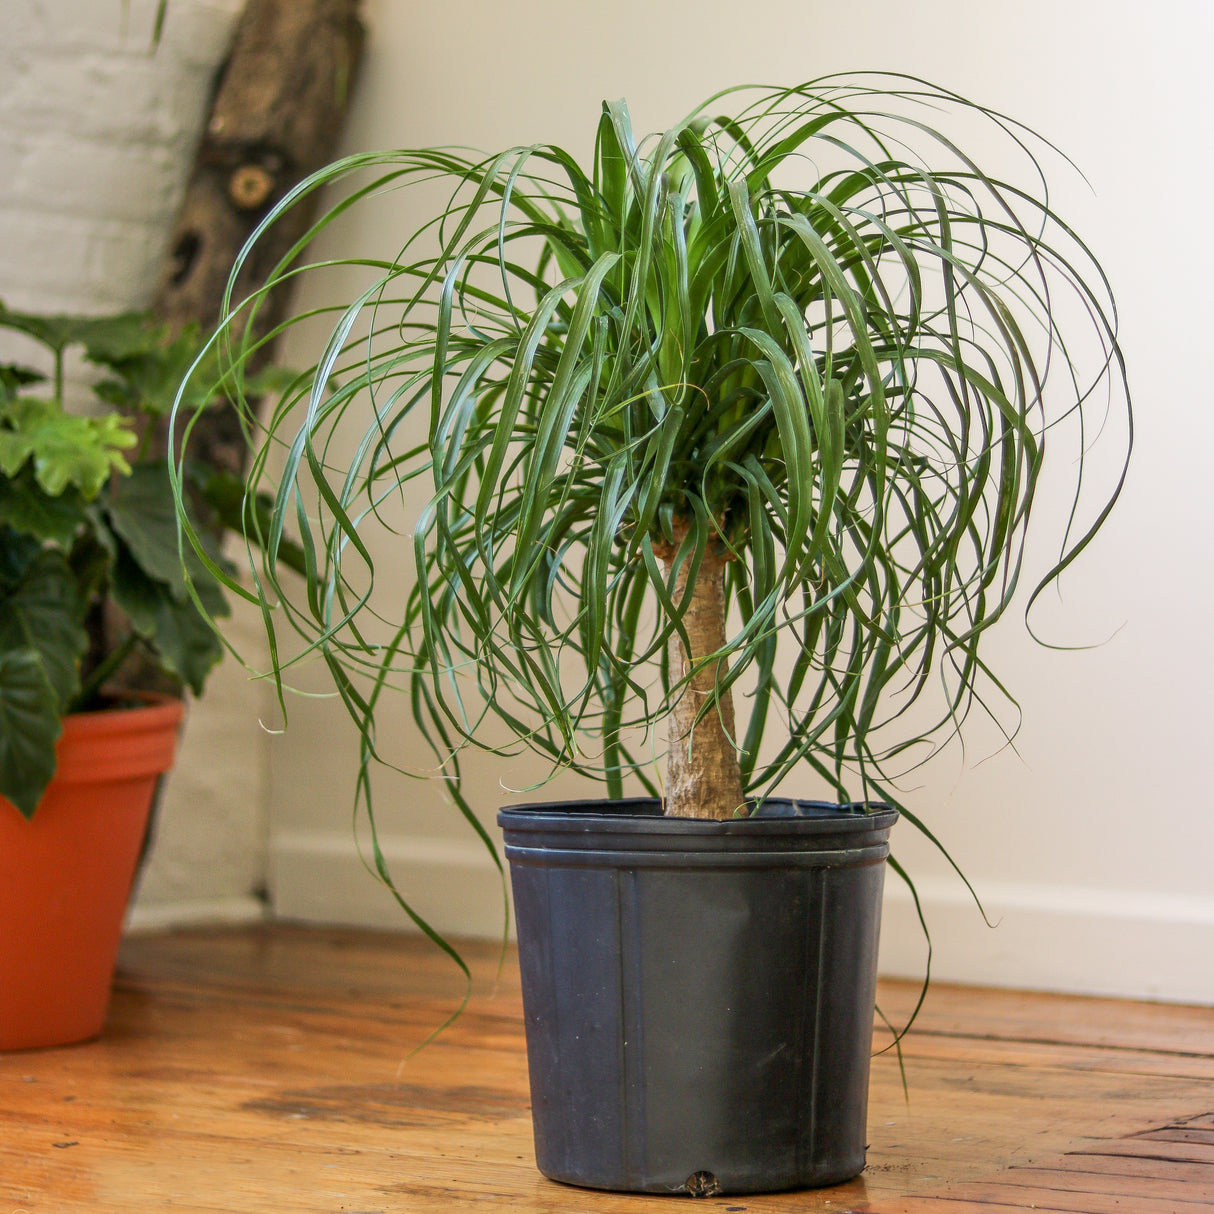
263, 0, 1214, 1005
0, 0, 269, 929
0, 0, 240, 314
4, 0, 1197, 998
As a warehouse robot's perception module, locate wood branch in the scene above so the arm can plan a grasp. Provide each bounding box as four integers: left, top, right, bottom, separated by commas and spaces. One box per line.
153, 0, 365, 475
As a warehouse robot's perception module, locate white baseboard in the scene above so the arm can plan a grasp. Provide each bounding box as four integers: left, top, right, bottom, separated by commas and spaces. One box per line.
270, 830, 510, 940
270, 830, 1214, 1005
879, 875, 1214, 1005
125, 894, 268, 933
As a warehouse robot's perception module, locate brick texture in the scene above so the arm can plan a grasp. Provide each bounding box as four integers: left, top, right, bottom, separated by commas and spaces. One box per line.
0, 0, 244, 313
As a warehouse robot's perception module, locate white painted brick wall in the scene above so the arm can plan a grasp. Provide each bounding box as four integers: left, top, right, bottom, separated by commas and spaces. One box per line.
0, 0, 244, 313
1, 0, 271, 928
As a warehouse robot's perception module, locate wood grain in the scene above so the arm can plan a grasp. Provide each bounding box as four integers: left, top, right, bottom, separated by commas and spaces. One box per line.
151, 0, 364, 482
1, 925, 1211, 1213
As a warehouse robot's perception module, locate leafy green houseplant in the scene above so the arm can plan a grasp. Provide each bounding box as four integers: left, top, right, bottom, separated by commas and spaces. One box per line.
0, 304, 273, 1049
0, 304, 298, 1051
0, 305, 239, 817
176, 74, 1130, 1192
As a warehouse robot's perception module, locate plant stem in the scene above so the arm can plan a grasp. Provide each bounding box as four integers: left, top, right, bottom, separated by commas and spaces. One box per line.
662, 542, 745, 819
72, 630, 141, 710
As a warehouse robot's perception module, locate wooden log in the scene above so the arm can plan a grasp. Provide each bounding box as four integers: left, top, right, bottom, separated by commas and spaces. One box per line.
153, 0, 365, 475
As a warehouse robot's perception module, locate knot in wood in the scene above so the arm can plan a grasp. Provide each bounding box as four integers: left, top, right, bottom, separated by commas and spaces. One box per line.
228, 164, 276, 210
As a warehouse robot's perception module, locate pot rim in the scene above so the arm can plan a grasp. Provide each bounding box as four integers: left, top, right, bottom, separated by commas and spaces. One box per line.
498, 796, 898, 847
52, 692, 185, 785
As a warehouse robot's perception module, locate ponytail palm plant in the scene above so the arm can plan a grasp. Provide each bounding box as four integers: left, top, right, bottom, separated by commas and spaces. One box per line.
176, 74, 1129, 896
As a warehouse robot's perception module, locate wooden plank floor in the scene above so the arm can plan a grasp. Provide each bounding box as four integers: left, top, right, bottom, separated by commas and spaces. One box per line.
2, 925, 1212, 1213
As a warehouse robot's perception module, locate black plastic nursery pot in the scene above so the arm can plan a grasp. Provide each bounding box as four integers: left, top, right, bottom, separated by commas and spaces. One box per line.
498, 797, 898, 1196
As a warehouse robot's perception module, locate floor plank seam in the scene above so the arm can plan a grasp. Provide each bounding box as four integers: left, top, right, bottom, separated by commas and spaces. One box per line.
882, 1028, 1214, 1061
1065, 1149, 1214, 1166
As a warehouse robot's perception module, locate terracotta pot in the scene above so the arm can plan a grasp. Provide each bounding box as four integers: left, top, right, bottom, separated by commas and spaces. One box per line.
0, 697, 184, 1051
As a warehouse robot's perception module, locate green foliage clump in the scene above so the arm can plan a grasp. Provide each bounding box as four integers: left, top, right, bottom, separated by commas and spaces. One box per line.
0, 304, 277, 817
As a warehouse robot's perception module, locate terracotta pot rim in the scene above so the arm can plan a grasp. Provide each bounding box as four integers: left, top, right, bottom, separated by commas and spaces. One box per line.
52, 692, 185, 785
61, 691, 185, 735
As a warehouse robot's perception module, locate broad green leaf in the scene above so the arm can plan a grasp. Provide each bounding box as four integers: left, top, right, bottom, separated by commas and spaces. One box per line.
0, 304, 150, 361
0, 363, 44, 403
92, 324, 288, 418
0, 548, 86, 709
0, 397, 136, 497
110, 544, 227, 695
0, 650, 62, 818
0, 468, 87, 545
106, 462, 233, 599
0, 526, 42, 585
106, 463, 193, 595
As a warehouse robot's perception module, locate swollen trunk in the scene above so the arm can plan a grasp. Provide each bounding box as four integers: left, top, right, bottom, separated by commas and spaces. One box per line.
663, 545, 744, 819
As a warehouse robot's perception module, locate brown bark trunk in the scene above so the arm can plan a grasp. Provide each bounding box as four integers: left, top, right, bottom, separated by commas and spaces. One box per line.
152, 0, 365, 476
662, 543, 745, 820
